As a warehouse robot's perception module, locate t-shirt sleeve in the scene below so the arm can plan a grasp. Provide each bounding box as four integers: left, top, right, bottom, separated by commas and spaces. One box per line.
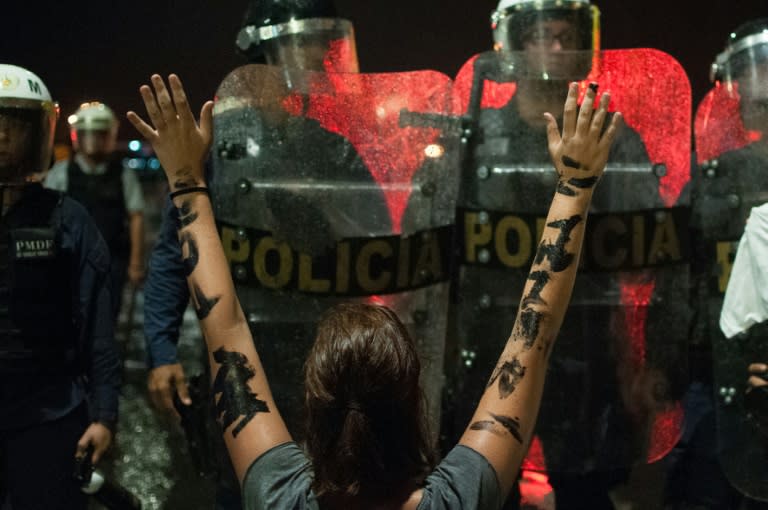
242, 442, 318, 510
418, 445, 502, 510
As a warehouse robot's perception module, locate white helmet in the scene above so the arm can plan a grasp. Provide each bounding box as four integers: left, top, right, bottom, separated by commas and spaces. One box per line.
67, 101, 118, 153
0, 64, 58, 182
68, 102, 117, 132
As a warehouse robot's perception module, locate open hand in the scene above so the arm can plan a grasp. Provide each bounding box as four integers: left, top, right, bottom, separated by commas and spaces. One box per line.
544, 82, 621, 196
127, 74, 213, 192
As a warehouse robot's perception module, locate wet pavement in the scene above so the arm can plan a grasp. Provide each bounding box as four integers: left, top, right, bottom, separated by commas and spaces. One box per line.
92, 290, 216, 510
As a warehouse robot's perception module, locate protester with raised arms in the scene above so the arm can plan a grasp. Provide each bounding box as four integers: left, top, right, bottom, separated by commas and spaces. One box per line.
128, 74, 619, 509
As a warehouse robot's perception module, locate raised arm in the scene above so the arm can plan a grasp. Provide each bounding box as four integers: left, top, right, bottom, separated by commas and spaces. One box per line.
458, 83, 621, 497
128, 75, 291, 482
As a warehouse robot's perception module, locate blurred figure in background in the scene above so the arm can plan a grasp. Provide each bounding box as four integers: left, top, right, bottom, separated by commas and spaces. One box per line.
46, 101, 146, 321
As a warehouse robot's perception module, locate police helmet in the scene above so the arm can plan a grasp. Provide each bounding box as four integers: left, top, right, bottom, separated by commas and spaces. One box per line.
711, 19, 768, 101
67, 101, 118, 153
236, 0, 357, 72
0, 64, 58, 183
491, 0, 600, 53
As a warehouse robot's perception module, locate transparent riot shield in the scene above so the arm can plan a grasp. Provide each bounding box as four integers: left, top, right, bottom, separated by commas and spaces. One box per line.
694, 83, 768, 501
447, 49, 690, 473
210, 64, 459, 439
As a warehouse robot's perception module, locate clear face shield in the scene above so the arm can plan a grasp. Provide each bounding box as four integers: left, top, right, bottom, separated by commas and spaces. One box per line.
243, 18, 359, 73
492, 2, 599, 82
715, 36, 768, 133
0, 100, 56, 185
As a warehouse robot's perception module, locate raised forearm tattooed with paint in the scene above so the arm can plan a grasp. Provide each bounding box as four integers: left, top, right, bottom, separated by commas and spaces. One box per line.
483, 212, 585, 405
211, 347, 271, 437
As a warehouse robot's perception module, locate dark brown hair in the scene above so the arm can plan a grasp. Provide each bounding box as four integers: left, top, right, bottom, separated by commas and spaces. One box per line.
304, 303, 436, 502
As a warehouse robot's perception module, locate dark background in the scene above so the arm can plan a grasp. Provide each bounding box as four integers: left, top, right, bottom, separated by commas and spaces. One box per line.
2, 1, 766, 141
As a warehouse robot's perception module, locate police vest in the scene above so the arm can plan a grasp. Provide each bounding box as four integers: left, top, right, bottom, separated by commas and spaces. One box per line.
67, 158, 128, 255
0, 186, 79, 374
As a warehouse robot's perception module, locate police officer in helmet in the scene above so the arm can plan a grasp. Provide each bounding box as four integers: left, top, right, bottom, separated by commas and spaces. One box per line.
236, 0, 359, 73
490, 0, 598, 129
45, 101, 146, 322
0, 64, 120, 509
667, 18, 768, 509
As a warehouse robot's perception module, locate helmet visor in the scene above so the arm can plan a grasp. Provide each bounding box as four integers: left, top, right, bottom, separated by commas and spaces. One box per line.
492, 2, 599, 53
242, 18, 358, 73
0, 101, 55, 183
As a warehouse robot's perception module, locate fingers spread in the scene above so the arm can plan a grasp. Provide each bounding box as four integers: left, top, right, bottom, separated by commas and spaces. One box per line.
139, 85, 165, 129
599, 112, 623, 152
543, 112, 561, 149
590, 92, 611, 137
152, 75, 177, 126
562, 82, 579, 140
126, 111, 157, 140
169, 74, 194, 127
576, 82, 597, 138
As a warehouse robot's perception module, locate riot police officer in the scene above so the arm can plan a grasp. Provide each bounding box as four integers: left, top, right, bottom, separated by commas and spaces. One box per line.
236, 0, 359, 73
448, 2, 684, 509
46, 101, 146, 321
0, 64, 120, 509
666, 19, 768, 508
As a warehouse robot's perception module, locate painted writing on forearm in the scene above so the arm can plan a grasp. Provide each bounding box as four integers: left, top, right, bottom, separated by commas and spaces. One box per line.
469, 420, 505, 437
561, 155, 583, 171
212, 347, 270, 437
180, 231, 199, 276
557, 176, 600, 197
490, 412, 524, 443
487, 358, 527, 399
178, 200, 199, 228
522, 271, 550, 307
470, 413, 524, 443
567, 176, 599, 190
534, 215, 583, 272
172, 166, 199, 190
516, 308, 544, 349
192, 283, 220, 320
556, 180, 577, 196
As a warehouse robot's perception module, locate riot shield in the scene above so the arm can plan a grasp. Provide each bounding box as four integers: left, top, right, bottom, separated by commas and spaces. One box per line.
211, 64, 459, 439
694, 83, 768, 501
447, 49, 690, 473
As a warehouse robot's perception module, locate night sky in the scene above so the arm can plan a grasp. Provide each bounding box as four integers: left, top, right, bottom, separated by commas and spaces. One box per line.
3, 1, 767, 142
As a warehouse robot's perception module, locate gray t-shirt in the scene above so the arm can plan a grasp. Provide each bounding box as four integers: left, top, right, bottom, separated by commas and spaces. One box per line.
242, 443, 502, 510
